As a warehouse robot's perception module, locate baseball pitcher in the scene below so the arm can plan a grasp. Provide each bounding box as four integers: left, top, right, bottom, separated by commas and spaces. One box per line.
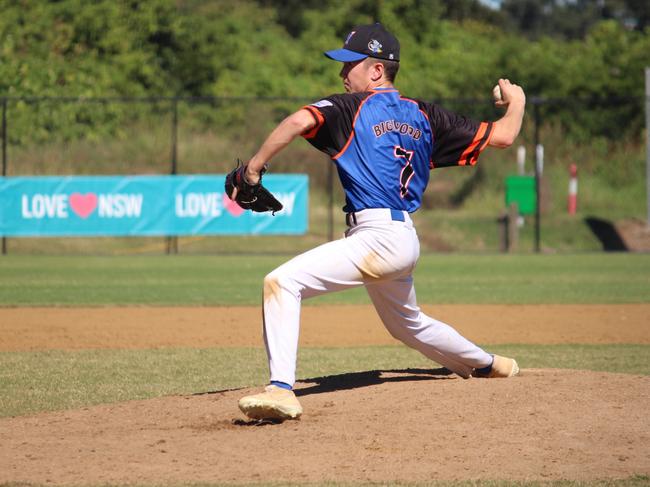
227, 23, 526, 421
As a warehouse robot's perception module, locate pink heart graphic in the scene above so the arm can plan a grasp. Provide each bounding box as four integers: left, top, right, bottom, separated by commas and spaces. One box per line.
222, 193, 244, 217
70, 193, 98, 218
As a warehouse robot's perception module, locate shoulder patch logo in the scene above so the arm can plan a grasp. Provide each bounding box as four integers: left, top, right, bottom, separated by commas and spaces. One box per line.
311, 100, 334, 108
368, 39, 383, 54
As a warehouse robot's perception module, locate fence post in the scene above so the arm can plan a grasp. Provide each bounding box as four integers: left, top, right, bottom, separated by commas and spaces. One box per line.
171, 97, 178, 176
327, 162, 334, 241
646, 67, 650, 228
2, 98, 7, 255
1, 98, 6, 177
166, 98, 179, 254
508, 202, 519, 252
498, 213, 509, 252
533, 100, 541, 253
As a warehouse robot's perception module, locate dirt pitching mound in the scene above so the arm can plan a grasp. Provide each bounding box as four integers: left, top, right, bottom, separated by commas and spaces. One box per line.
1, 368, 648, 485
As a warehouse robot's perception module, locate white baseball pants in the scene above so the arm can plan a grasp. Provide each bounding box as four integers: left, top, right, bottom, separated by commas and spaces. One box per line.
262, 208, 493, 386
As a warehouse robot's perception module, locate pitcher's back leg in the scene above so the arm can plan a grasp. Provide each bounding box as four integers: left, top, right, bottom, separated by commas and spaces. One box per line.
365, 277, 493, 378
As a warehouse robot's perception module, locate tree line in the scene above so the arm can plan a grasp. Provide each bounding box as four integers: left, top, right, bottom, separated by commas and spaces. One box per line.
1, 0, 648, 143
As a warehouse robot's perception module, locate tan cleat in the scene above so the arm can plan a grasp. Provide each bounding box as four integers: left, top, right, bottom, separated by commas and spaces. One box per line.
473, 355, 520, 378
238, 385, 303, 421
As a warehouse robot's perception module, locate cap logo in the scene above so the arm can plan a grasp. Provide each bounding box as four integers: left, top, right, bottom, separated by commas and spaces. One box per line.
368, 39, 383, 54
344, 31, 356, 45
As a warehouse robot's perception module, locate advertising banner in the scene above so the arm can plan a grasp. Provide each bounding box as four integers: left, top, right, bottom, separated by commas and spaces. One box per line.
0, 175, 308, 236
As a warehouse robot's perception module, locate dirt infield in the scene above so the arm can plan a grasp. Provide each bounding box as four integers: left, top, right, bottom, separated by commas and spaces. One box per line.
2, 304, 650, 350
1, 304, 649, 484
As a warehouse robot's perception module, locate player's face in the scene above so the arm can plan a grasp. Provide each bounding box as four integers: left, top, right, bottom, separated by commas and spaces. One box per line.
339, 59, 371, 93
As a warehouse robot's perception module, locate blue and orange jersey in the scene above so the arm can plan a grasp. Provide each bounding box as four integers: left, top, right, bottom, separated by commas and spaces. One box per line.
302, 88, 493, 213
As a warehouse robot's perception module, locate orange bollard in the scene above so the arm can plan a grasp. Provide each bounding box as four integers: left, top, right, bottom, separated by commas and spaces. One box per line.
568, 163, 578, 215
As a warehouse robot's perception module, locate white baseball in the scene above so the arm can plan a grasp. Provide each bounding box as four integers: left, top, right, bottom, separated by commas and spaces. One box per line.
492, 84, 502, 102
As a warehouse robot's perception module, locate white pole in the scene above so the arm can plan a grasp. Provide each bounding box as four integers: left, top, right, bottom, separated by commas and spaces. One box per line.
517, 145, 526, 175
646, 67, 650, 227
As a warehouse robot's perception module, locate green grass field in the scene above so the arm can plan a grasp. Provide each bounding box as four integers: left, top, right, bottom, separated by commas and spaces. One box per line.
2, 344, 649, 419
1, 253, 649, 305
1, 253, 649, 486
1, 252, 649, 419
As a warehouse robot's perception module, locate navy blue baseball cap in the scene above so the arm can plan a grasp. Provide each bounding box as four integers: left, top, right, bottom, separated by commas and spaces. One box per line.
325, 23, 400, 62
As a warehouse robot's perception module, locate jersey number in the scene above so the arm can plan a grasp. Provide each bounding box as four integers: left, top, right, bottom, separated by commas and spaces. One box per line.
394, 146, 414, 198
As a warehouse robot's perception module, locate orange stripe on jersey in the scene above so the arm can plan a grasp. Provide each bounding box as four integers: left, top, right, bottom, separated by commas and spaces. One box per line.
333, 92, 378, 160
472, 122, 493, 162
458, 121, 492, 166
301, 106, 325, 140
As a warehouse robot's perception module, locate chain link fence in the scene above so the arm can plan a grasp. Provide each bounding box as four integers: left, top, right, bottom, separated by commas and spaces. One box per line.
1, 94, 646, 255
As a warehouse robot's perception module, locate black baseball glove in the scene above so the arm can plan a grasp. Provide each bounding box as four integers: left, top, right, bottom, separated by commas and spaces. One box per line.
224, 161, 283, 215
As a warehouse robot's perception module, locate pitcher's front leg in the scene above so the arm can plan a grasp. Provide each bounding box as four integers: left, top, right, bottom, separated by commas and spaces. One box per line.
262, 236, 369, 386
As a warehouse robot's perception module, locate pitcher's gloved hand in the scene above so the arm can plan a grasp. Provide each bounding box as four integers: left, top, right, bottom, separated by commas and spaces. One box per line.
224, 161, 283, 214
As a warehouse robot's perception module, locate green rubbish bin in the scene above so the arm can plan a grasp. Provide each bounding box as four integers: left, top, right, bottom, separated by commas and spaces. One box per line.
505, 175, 536, 215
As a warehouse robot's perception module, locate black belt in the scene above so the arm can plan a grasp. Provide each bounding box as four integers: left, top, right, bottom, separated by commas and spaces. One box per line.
345, 212, 357, 226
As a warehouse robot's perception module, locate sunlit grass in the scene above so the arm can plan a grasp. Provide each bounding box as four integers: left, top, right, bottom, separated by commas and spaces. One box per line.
1, 254, 648, 305
1, 344, 648, 418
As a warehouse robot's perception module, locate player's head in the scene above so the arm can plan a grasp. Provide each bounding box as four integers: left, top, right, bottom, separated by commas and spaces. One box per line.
325, 23, 400, 63
325, 23, 400, 87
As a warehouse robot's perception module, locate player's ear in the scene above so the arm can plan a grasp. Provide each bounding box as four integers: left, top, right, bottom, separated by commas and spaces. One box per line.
369, 61, 384, 82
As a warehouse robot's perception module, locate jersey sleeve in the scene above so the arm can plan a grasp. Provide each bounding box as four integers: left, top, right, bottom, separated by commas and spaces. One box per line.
301, 93, 366, 157
420, 102, 493, 168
